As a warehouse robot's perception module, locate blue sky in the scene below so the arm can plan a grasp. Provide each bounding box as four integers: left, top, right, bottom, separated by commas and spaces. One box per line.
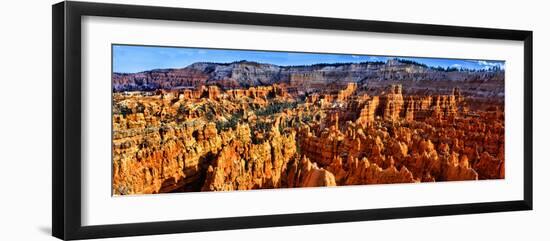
113, 45, 505, 73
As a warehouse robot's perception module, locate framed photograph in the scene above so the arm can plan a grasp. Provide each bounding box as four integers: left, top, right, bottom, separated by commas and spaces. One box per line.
52, 1, 533, 240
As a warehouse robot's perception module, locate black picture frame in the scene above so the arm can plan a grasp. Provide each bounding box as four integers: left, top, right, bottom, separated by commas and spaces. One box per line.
52, 1, 533, 240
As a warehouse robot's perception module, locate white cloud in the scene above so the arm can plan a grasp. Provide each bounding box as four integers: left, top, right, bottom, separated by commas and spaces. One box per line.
451, 64, 462, 68
477, 60, 505, 70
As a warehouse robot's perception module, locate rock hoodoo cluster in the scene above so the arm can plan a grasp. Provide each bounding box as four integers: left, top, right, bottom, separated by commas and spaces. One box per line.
112, 62, 505, 195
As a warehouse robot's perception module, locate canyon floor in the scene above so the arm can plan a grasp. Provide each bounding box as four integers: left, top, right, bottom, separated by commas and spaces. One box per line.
112, 82, 504, 195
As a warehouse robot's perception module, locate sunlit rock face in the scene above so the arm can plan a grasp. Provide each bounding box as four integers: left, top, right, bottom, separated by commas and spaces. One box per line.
112, 68, 504, 195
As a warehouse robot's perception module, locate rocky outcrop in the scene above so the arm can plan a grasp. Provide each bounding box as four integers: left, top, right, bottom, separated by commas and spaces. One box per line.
356, 96, 379, 126
381, 84, 405, 121
337, 83, 357, 101
113, 68, 208, 92
113, 59, 504, 93
112, 119, 224, 194
326, 156, 416, 185
285, 156, 336, 188
201, 124, 300, 191
474, 152, 505, 179
356, 85, 461, 124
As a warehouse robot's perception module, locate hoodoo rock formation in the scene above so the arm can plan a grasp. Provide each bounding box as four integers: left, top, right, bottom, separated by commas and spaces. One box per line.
112, 61, 505, 195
